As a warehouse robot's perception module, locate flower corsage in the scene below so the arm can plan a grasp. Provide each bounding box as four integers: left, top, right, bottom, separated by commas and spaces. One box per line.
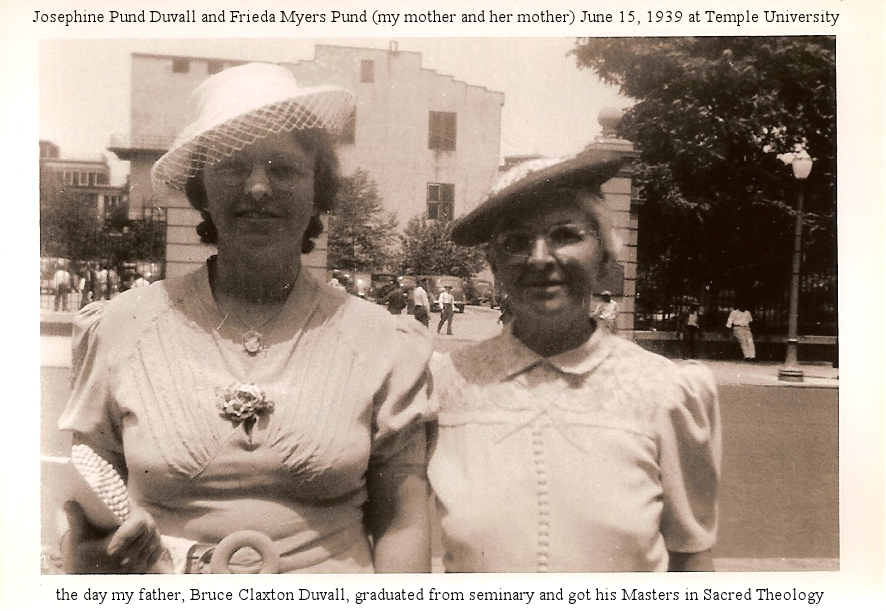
217, 383, 275, 440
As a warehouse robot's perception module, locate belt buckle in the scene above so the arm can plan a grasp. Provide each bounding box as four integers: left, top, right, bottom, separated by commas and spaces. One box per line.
209, 530, 281, 574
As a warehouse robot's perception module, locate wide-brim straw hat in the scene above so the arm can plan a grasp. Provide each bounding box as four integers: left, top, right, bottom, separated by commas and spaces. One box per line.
450, 148, 625, 246
152, 62, 355, 193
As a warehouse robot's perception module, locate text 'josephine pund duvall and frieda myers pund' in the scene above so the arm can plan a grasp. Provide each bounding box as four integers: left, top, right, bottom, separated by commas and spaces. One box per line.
33, 8, 839, 28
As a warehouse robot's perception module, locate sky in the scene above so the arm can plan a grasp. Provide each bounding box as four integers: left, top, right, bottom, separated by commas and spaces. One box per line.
39, 37, 631, 185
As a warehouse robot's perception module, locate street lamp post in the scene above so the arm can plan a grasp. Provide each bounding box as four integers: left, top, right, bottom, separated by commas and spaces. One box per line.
778, 149, 813, 382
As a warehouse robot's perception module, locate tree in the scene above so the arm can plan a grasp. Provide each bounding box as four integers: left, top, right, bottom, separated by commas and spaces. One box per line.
399, 214, 487, 279
327, 169, 398, 272
39, 170, 103, 263
572, 37, 836, 326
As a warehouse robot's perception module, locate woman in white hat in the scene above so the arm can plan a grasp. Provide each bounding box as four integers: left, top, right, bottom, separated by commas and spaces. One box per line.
60, 63, 432, 573
427, 150, 721, 572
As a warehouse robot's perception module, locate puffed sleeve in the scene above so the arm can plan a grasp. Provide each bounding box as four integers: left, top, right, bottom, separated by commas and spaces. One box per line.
656, 361, 721, 553
58, 301, 124, 462
368, 316, 433, 469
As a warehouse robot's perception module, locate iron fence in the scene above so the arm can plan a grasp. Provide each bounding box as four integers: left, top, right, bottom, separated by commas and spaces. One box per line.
634, 270, 837, 336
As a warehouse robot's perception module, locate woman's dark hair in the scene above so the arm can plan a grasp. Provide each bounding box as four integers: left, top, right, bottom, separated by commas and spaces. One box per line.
184, 127, 340, 254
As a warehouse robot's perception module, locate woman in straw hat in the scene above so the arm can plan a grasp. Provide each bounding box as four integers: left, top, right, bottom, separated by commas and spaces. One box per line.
60, 63, 432, 574
427, 150, 721, 572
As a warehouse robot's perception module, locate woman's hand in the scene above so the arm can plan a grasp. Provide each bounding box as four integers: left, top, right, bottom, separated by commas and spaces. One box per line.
62, 501, 164, 574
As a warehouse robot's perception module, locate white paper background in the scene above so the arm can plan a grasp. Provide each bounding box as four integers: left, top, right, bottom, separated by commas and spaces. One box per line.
2, 0, 883, 608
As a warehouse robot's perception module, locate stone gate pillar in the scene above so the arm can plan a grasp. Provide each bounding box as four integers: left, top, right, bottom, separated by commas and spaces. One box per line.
584, 107, 640, 336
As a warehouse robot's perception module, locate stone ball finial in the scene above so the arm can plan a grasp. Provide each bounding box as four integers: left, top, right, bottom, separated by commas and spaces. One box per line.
598, 107, 624, 137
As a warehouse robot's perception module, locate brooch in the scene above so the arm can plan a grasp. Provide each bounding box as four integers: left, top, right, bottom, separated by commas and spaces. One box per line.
217, 383, 275, 441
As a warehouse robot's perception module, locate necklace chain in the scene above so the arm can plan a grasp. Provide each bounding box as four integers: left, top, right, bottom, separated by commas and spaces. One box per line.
207, 256, 292, 356
220, 301, 288, 356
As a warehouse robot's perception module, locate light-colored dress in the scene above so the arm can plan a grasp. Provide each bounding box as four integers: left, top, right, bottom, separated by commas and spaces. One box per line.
59, 264, 432, 573
427, 324, 720, 572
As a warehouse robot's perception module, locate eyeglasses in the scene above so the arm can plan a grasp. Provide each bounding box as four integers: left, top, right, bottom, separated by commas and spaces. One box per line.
492, 223, 601, 258
206, 158, 311, 188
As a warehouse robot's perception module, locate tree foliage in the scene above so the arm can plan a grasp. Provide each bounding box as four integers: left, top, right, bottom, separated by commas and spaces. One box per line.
398, 214, 487, 280
39, 170, 103, 262
572, 37, 836, 313
327, 168, 399, 271
40, 171, 166, 269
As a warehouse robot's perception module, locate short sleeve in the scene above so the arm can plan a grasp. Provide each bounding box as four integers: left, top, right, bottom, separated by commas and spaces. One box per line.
369, 316, 433, 469
58, 301, 124, 461
656, 362, 721, 553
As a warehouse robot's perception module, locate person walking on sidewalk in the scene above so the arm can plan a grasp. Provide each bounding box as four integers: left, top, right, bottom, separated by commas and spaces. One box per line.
592, 290, 618, 333
436, 284, 455, 335
678, 302, 701, 359
413, 279, 431, 328
726, 303, 756, 361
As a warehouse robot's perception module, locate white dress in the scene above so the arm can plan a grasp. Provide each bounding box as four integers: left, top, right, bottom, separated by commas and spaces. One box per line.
428, 324, 721, 572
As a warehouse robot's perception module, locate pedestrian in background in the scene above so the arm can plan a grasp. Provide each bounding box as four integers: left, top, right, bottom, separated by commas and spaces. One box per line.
726, 302, 756, 361
52, 262, 71, 312
436, 284, 455, 335
678, 301, 701, 359
497, 294, 513, 325
382, 280, 406, 315
95, 266, 109, 301
413, 279, 430, 328
592, 290, 618, 333
80, 266, 93, 306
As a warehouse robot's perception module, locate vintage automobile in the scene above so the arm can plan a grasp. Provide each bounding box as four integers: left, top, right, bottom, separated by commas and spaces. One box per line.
466, 279, 496, 307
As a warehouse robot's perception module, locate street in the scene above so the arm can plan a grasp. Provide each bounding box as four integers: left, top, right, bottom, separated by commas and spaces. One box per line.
40, 305, 839, 571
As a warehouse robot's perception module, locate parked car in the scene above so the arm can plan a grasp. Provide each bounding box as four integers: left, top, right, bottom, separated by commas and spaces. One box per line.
421, 275, 466, 313
466, 279, 495, 307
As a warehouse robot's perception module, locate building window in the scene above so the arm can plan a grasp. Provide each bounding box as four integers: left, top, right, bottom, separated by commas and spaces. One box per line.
428, 111, 457, 151
207, 60, 224, 75
427, 183, 454, 221
172, 58, 190, 74
338, 109, 356, 144
97, 173, 109, 186
360, 60, 375, 83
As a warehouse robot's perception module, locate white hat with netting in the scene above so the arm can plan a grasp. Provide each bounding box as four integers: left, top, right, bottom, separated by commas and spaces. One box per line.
151, 62, 354, 193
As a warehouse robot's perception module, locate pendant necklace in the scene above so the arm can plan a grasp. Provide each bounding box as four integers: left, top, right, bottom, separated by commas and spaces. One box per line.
217, 301, 288, 357
209, 256, 292, 357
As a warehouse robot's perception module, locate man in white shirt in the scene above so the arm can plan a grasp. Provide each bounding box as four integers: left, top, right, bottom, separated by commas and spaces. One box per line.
413, 279, 431, 328
52, 265, 71, 312
437, 284, 455, 335
726, 305, 756, 361
592, 291, 619, 334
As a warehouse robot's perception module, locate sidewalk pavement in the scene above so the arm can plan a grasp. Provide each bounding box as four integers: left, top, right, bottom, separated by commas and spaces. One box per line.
41, 329, 838, 390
